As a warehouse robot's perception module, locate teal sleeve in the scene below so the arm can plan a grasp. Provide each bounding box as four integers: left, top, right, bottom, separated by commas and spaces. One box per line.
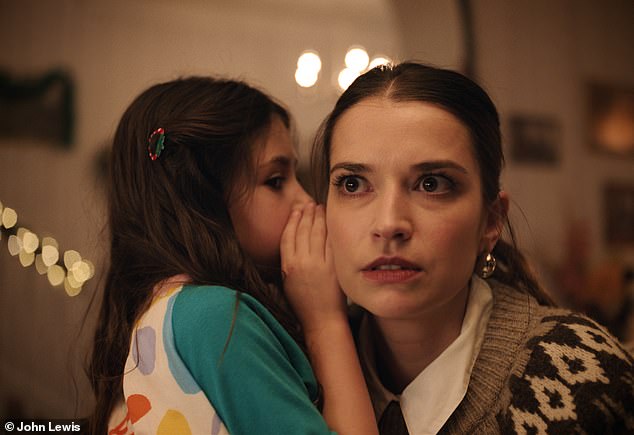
172, 285, 336, 435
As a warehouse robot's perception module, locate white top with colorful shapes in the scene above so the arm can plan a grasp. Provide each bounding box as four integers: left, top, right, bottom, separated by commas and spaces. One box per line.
108, 280, 335, 435
108, 282, 229, 435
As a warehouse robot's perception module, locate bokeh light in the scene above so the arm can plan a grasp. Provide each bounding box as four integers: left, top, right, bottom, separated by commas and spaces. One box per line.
295, 68, 319, 88
369, 55, 392, 70
63, 249, 82, 270
47, 265, 65, 287
1, 207, 17, 228
297, 51, 322, 72
22, 230, 39, 254
64, 274, 83, 297
1, 201, 95, 293
7, 235, 21, 256
345, 47, 369, 72
295, 50, 321, 88
19, 250, 35, 267
41, 244, 59, 267
35, 254, 48, 275
338, 67, 360, 91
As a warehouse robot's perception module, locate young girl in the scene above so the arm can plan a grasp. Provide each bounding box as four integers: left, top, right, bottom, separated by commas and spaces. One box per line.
310, 62, 633, 434
89, 77, 376, 434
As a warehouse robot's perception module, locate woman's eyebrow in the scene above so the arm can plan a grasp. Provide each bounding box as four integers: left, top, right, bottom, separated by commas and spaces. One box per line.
261, 155, 297, 169
329, 162, 370, 175
330, 161, 468, 175
412, 160, 469, 174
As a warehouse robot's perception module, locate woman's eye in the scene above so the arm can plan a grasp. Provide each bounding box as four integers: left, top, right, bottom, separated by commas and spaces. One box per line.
416, 175, 454, 194
333, 175, 368, 195
266, 177, 284, 190
344, 177, 360, 192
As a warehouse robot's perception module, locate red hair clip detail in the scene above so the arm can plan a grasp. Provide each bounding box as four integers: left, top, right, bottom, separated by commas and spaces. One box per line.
148, 127, 166, 161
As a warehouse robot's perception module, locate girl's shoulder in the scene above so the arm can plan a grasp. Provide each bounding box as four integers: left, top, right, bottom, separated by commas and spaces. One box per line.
172, 284, 300, 358
175, 284, 275, 328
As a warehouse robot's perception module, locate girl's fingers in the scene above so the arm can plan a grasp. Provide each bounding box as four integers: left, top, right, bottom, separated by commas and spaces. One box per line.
311, 205, 327, 260
281, 207, 302, 260
296, 202, 316, 253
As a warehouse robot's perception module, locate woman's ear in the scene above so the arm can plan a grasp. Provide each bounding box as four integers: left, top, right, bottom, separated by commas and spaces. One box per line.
480, 191, 509, 253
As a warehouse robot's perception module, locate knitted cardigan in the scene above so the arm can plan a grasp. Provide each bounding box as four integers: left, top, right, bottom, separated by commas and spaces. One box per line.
439, 282, 634, 434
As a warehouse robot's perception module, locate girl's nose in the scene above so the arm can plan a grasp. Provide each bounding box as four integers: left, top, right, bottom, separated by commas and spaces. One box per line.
293, 179, 312, 207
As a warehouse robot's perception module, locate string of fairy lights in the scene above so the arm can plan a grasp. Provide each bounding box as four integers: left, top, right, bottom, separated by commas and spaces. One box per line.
0, 200, 94, 296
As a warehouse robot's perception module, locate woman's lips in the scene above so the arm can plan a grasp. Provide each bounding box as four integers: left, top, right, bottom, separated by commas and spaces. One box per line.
361, 268, 421, 283
361, 257, 422, 283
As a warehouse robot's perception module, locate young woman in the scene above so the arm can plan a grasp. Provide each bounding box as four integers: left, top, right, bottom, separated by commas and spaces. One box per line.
90, 77, 376, 434
310, 62, 633, 434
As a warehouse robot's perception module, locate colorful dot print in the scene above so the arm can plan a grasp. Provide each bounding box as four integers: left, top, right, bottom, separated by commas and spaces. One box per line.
157, 409, 192, 435
126, 394, 151, 423
116, 285, 229, 434
131, 327, 156, 375
163, 293, 202, 394
212, 413, 223, 435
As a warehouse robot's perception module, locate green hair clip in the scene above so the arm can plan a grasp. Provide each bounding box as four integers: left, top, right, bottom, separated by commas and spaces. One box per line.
148, 127, 165, 161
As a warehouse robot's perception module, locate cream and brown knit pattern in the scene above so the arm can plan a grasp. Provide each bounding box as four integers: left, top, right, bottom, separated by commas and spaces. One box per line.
498, 313, 633, 433
441, 283, 634, 434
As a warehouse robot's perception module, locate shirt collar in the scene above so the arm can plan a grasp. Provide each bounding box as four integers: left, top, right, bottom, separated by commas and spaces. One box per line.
358, 276, 493, 434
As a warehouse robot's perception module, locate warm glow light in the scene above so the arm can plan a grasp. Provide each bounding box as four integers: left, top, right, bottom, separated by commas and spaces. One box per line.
7, 235, 21, 256
369, 55, 392, 69
70, 260, 91, 283
41, 245, 59, 267
42, 237, 59, 250
295, 68, 319, 88
345, 47, 369, 72
64, 250, 82, 270
67, 271, 81, 288
338, 67, 360, 91
295, 50, 321, 88
47, 265, 65, 286
35, 254, 48, 275
297, 51, 322, 73
64, 277, 83, 297
19, 251, 35, 267
0, 202, 95, 292
2, 207, 17, 229
22, 231, 39, 254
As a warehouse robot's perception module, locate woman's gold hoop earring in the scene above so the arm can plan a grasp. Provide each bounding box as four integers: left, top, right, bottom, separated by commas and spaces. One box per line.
481, 253, 496, 278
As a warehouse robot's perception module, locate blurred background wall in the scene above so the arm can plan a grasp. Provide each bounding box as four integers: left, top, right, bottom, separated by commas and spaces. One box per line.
0, 0, 632, 419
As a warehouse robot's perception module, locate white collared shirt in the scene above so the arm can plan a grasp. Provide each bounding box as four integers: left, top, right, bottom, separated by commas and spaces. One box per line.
358, 276, 493, 435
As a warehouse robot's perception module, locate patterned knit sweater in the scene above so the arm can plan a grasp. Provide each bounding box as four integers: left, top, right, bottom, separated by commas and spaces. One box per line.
439, 282, 634, 434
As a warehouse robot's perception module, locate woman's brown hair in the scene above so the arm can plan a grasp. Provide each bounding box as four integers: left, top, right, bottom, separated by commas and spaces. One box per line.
311, 62, 554, 306
89, 77, 302, 433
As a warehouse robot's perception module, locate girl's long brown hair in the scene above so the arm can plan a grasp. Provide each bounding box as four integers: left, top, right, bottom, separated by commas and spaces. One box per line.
89, 77, 303, 433
311, 62, 554, 306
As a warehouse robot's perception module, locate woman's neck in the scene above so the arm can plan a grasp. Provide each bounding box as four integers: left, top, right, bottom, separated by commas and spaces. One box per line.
370, 287, 470, 394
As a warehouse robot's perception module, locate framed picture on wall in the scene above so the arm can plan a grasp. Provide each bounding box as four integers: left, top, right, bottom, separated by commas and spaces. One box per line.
588, 82, 634, 157
603, 183, 634, 247
509, 115, 561, 165
0, 69, 74, 147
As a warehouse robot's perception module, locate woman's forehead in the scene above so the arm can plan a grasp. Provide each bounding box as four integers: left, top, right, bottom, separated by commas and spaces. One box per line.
329, 98, 475, 166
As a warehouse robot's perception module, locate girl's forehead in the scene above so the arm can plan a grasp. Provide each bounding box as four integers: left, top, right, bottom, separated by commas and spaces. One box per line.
257, 116, 296, 163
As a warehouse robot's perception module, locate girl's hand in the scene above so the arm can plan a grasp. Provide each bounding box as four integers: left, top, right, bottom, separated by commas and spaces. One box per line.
281, 203, 379, 435
281, 203, 346, 333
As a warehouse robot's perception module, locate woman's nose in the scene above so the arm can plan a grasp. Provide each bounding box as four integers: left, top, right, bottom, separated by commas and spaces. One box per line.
372, 189, 412, 242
